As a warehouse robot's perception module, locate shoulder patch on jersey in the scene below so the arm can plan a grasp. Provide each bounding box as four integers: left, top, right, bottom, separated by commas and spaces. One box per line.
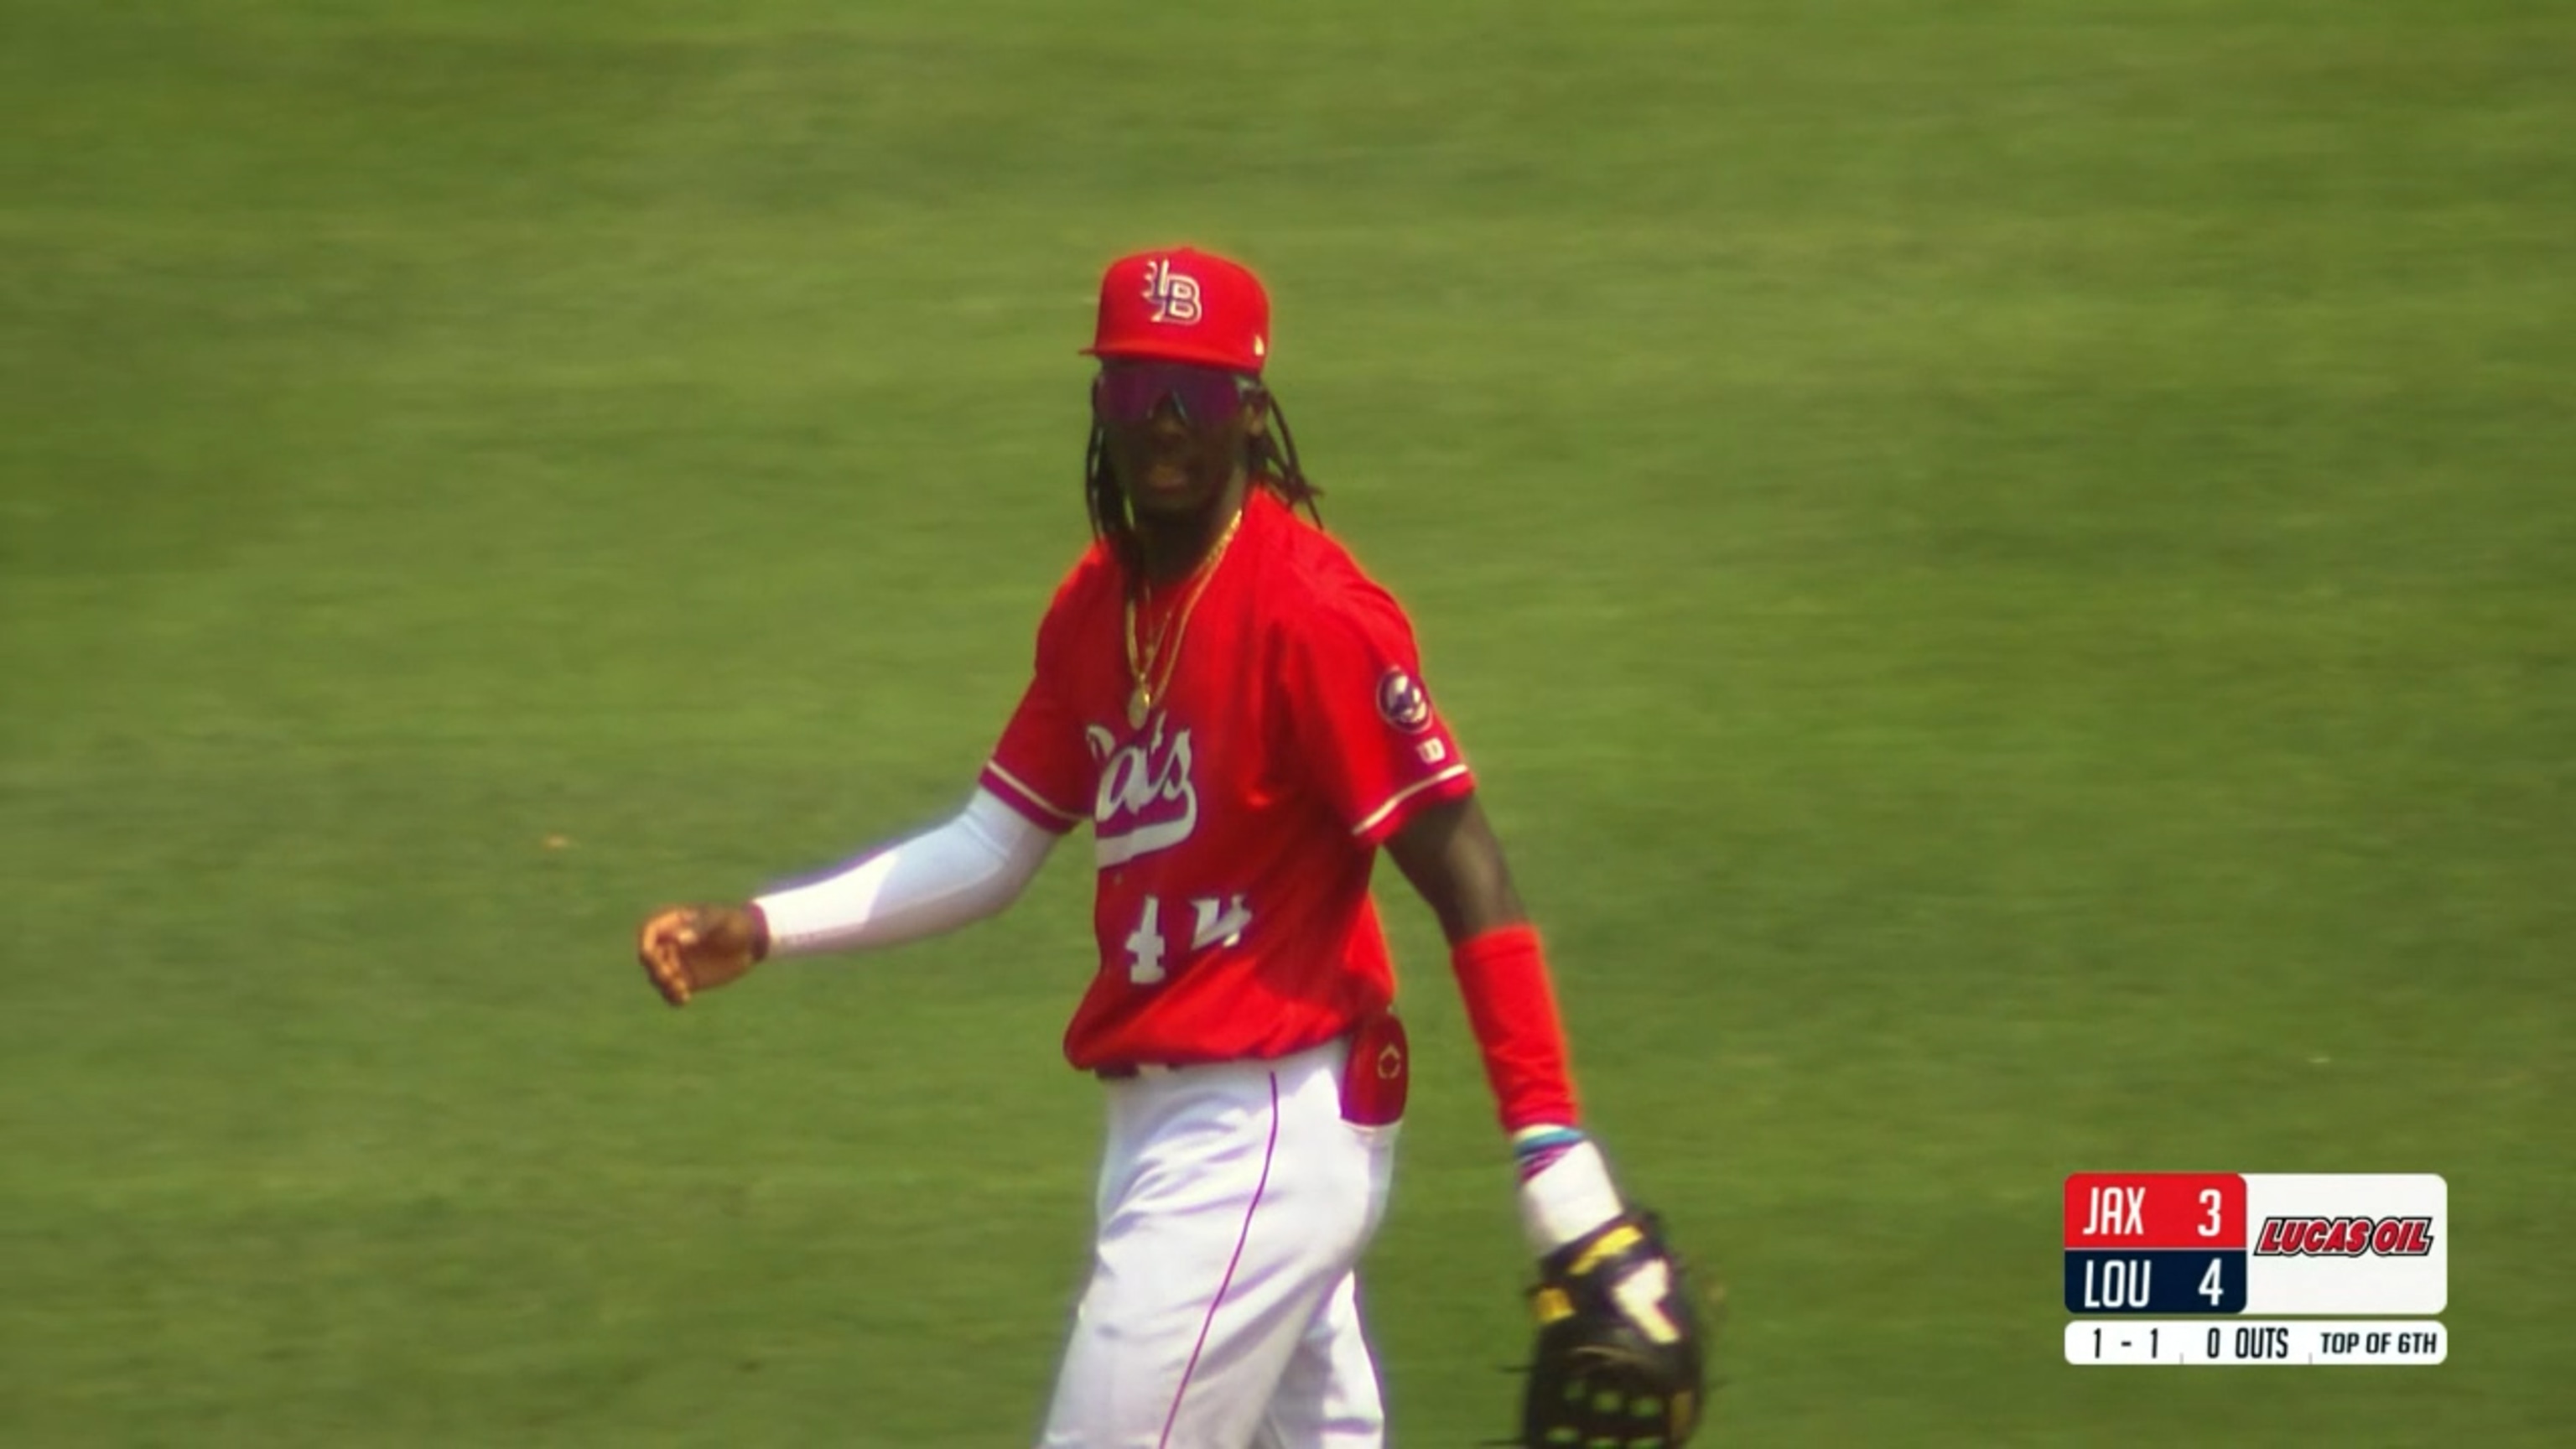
1375, 667, 1435, 734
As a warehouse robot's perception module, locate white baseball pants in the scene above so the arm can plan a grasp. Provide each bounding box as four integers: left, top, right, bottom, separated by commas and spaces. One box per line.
1038, 1038, 1400, 1448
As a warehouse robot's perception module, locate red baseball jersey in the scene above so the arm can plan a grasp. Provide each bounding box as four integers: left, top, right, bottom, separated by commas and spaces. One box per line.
979, 489, 1475, 1071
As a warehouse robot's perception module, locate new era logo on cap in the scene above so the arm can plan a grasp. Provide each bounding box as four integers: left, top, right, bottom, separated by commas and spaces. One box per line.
1087, 247, 1270, 374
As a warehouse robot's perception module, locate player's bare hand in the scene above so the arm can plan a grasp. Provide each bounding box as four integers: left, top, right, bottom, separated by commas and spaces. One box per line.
636, 903, 767, 1006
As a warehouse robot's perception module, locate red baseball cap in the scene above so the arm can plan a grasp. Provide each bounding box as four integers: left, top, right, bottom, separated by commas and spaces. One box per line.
1083, 247, 1270, 375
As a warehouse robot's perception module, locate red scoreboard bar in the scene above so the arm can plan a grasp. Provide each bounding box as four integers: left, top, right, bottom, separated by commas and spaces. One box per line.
2064, 1172, 2247, 1250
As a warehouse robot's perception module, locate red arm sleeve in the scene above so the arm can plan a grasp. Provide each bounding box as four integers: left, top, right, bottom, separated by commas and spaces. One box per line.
1451, 922, 1581, 1132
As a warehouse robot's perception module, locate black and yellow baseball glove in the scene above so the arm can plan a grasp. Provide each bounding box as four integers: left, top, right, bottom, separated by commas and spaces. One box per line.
1516, 1212, 1710, 1448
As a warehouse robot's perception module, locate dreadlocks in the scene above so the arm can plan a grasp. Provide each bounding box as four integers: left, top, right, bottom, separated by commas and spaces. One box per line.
1085, 390, 1322, 589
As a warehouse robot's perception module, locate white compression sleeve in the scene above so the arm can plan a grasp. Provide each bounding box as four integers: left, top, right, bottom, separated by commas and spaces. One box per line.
752, 788, 1059, 958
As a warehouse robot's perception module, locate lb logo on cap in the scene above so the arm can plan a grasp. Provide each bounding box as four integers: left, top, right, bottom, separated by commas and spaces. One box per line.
1143, 259, 1202, 325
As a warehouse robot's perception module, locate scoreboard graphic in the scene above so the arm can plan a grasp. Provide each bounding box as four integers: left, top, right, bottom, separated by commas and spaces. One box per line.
2062, 1173, 2447, 1365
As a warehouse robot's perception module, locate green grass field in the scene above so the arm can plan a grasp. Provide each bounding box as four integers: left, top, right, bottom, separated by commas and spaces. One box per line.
4, 1, 2569, 1442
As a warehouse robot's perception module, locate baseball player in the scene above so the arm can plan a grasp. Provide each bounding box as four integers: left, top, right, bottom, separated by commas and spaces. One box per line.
636, 247, 1698, 1448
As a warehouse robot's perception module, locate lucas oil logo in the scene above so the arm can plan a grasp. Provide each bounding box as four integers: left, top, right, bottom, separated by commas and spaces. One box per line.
1142, 259, 1202, 325
2253, 1216, 2436, 1257
1087, 714, 1198, 867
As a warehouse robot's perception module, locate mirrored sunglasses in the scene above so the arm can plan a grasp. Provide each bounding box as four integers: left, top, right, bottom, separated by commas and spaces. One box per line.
1092, 364, 1255, 426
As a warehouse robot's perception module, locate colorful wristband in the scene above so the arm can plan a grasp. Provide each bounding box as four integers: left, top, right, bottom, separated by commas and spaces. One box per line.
1511, 1124, 1589, 1181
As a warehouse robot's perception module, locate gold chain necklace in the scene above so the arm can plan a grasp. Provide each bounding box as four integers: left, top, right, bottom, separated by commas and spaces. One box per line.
1123, 504, 1247, 728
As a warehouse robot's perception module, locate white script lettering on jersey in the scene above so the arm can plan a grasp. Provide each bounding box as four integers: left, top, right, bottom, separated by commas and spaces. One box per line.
1088, 714, 1201, 868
